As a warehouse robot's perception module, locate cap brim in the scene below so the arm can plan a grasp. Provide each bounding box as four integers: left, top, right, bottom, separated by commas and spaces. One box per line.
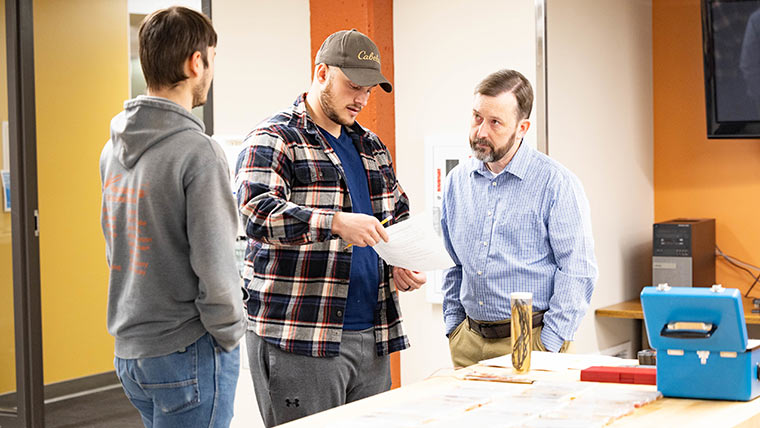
340, 67, 392, 93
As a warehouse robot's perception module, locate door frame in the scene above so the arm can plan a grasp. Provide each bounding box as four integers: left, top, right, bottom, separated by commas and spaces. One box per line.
0, 0, 45, 427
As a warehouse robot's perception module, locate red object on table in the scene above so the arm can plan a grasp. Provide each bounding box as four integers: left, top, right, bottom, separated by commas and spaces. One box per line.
580, 366, 657, 385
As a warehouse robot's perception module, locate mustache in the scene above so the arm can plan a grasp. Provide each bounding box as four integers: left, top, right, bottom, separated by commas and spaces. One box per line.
471, 137, 492, 147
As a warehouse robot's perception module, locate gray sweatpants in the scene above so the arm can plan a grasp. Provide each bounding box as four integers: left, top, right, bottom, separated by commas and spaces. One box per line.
246, 329, 391, 427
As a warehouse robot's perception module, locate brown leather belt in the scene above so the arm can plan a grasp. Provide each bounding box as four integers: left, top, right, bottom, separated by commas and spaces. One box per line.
467, 311, 546, 339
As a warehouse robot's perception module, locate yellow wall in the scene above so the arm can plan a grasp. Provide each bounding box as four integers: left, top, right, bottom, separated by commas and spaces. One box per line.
0, 0, 16, 395
32, 0, 127, 386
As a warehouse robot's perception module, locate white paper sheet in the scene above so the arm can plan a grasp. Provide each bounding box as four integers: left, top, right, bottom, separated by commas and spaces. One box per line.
329, 379, 661, 427
479, 351, 634, 371
373, 213, 455, 272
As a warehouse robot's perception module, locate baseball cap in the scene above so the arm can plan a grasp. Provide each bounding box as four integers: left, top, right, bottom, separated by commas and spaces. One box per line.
315, 29, 392, 93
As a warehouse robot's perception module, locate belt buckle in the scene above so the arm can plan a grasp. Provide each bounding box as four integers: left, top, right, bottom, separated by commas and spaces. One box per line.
468, 317, 481, 335
469, 317, 511, 339
469, 317, 486, 337
480, 321, 494, 338
482, 321, 507, 339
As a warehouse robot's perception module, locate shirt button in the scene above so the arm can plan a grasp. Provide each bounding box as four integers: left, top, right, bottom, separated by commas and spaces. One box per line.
336, 310, 343, 318
477, 271, 482, 275
479, 301, 484, 306
483, 241, 488, 246
491, 182, 497, 187
487, 211, 492, 216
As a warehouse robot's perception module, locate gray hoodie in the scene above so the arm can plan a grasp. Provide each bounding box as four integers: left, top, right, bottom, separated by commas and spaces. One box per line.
100, 96, 245, 359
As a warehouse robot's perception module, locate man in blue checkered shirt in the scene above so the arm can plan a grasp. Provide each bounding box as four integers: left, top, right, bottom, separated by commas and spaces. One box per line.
442, 69, 598, 368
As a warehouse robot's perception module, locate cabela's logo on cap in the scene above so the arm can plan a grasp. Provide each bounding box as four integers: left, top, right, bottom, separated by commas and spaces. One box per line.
357, 50, 380, 64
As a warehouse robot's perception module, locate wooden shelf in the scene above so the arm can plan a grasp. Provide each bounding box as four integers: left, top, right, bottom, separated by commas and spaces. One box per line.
595, 299, 645, 320
596, 296, 760, 325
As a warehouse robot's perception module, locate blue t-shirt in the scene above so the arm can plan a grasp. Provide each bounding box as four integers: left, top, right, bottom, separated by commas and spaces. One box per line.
318, 126, 379, 330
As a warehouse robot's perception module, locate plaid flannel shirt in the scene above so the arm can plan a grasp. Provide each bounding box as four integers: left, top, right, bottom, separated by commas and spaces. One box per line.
235, 94, 410, 357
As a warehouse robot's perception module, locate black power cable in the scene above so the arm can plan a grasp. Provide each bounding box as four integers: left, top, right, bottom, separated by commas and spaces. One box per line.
715, 245, 760, 297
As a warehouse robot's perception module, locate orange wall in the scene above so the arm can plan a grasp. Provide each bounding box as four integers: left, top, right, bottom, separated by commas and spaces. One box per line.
309, 0, 401, 388
309, 0, 396, 158
654, 0, 760, 296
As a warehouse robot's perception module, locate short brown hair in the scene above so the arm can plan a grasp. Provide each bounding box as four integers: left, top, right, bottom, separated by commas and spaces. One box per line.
475, 69, 533, 120
138, 6, 217, 90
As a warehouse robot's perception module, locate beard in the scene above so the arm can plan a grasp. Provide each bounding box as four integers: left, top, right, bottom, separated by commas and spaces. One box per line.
319, 76, 362, 127
470, 129, 517, 163
192, 69, 212, 108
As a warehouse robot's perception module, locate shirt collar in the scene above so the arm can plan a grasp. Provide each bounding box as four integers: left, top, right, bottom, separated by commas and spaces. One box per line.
471, 141, 532, 180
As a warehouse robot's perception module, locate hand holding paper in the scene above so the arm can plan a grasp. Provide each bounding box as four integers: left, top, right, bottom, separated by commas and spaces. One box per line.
373, 213, 455, 272
345, 216, 392, 249
332, 212, 389, 248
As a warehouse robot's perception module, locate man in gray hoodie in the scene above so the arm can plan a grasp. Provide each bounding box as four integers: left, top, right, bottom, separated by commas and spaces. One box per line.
99, 7, 245, 428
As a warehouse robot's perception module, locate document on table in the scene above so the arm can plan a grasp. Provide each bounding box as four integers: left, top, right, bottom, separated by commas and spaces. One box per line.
479, 351, 634, 371
373, 213, 455, 272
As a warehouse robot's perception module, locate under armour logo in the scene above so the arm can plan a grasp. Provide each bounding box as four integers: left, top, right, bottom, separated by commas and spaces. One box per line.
285, 398, 300, 408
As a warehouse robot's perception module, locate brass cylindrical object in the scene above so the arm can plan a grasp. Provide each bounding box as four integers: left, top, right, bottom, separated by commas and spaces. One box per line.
511, 292, 533, 374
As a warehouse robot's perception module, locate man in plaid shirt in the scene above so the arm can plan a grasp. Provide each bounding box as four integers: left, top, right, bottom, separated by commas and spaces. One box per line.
235, 29, 426, 427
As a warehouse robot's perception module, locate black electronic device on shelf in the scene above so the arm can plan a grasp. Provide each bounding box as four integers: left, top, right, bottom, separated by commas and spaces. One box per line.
652, 218, 715, 287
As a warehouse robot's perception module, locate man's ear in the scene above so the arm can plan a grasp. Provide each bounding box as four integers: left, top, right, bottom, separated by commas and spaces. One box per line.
187, 50, 204, 78
517, 119, 531, 139
314, 63, 330, 85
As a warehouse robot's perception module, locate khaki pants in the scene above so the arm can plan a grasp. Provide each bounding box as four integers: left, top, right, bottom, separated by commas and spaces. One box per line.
448, 319, 571, 368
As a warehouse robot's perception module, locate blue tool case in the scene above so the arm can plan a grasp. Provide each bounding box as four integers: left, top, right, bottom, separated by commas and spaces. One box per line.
641, 285, 760, 401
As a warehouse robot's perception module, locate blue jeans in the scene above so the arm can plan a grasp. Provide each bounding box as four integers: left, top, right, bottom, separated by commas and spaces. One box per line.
114, 333, 240, 428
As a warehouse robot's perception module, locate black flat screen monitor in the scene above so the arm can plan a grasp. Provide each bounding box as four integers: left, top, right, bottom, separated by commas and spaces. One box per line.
702, 0, 760, 138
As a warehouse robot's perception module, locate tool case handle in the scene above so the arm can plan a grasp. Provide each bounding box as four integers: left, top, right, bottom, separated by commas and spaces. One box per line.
660, 321, 717, 339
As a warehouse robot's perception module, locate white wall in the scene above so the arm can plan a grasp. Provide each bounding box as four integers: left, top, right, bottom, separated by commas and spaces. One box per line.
395, 0, 654, 384
211, 4, 309, 425
546, 0, 653, 356
128, 0, 200, 14
213, 0, 311, 137
394, 0, 537, 385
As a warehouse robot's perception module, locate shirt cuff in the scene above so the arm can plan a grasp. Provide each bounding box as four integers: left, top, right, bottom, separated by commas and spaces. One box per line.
444, 312, 466, 336
308, 208, 335, 241
540, 326, 564, 353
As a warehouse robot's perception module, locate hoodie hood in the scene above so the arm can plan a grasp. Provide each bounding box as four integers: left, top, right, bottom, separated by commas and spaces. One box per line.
110, 95, 205, 169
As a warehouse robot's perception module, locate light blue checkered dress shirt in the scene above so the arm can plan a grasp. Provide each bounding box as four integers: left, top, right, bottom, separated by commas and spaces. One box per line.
441, 143, 597, 352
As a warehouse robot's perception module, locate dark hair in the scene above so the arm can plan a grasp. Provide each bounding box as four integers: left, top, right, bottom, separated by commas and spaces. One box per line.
138, 6, 217, 90
474, 69, 533, 120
